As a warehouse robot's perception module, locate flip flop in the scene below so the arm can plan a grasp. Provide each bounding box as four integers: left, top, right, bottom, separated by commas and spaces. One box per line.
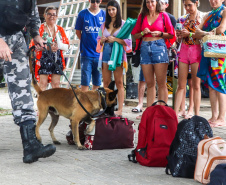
132, 106, 142, 113
210, 121, 226, 128
178, 113, 186, 118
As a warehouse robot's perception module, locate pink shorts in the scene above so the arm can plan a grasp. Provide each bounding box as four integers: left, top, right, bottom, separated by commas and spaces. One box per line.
179, 43, 201, 64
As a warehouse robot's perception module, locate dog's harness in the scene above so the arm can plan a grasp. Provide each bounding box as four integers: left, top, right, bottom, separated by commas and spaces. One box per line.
28, 44, 107, 118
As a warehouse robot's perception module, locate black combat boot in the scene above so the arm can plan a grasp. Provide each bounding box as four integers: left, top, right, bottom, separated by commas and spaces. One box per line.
20, 123, 56, 163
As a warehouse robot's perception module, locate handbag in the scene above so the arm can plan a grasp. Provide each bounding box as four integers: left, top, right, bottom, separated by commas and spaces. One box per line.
203, 34, 226, 58
131, 39, 141, 67
66, 116, 135, 150
131, 15, 145, 67
162, 14, 177, 62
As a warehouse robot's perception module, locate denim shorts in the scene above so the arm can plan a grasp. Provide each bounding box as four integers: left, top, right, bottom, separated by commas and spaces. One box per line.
102, 43, 123, 63
80, 56, 102, 86
140, 39, 169, 65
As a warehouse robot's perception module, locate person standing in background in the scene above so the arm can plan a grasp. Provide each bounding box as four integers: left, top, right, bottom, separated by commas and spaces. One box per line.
75, 0, 105, 91
30, 6, 69, 91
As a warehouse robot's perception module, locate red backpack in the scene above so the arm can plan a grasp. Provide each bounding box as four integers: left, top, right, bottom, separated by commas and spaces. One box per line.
128, 100, 178, 167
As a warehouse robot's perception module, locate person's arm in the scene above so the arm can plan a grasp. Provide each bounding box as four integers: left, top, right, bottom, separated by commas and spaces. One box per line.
132, 14, 145, 40
76, 30, 82, 40
107, 36, 126, 45
75, 12, 83, 40
216, 9, 226, 34
26, 2, 45, 50
56, 29, 70, 51
26, 2, 41, 39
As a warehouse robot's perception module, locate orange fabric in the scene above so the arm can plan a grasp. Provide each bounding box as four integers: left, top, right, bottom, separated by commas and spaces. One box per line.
30, 24, 69, 82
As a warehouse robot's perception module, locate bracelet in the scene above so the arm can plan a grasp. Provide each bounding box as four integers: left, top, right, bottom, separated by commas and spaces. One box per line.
141, 31, 144, 36
160, 32, 163, 37
189, 32, 193, 38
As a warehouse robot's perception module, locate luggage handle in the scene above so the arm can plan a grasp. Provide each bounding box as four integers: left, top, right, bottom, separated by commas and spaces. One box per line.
152, 100, 168, 106
105, 117, 129, 125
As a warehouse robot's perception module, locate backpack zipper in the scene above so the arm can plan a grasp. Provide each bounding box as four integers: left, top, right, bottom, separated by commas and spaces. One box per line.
204, 156, 226, 180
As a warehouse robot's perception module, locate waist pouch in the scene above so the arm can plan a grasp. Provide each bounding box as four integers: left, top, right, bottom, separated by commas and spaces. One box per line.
1, 6, 30, 33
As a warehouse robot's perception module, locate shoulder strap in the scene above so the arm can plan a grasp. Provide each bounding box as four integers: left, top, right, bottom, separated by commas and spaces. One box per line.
136, 14, 145, 50
162, 13, 167, 33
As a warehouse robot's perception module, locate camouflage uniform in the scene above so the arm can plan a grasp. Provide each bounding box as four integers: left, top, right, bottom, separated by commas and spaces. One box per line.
0, 0, 41, 125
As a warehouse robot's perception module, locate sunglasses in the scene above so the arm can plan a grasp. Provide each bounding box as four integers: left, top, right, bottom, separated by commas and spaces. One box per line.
91, 0, 101, 3
46, 13, 57, 17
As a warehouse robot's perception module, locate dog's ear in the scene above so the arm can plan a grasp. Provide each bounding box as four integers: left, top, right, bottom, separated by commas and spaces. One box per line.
108, 89, 118, 101
108, 81, 115, 90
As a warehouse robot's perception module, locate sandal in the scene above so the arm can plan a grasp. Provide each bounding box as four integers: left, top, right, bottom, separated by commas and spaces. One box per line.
131, 106, 142, 113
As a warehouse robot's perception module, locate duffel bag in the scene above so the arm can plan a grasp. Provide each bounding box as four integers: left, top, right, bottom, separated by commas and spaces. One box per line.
66, 116, 135, 150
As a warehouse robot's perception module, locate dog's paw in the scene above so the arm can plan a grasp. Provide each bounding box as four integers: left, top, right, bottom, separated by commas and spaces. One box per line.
53, 141, 61, 145
77, 145, 87, 150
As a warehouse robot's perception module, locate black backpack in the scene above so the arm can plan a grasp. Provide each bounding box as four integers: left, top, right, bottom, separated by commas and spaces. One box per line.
165, 116, 213, 178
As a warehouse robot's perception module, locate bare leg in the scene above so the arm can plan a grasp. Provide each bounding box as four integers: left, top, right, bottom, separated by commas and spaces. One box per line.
141, 64, 155, 107
185, 78, 194, 119
92, 85, 100, 90
39, 74, 49, 91
213, 91, 226, 126
102, 63, 112, 88
154, 63, 169, 104
174, 62, 189, 116
208, 87, 218, 123
190, 62, 201, 116
81, 85, 89, 92
178, 87, 186, 117
137, 81, 146, 110
51, 74, 61, 88
113, 66, 124, 116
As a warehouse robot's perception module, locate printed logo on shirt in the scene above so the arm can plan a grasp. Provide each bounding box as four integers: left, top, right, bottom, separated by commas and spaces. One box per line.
85, 20, 89, 24
99, 17, 103, 22
85, 26, 99, 33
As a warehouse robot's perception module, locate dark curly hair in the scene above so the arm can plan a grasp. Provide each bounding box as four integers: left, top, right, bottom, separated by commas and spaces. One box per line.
105, 0, 122, 29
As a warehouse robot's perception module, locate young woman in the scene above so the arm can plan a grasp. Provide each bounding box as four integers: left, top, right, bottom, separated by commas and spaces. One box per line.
174, 0, 202, 118
96, 0, 132, 117
131, 0, 174, 107
31, 6, 69, 90
195, 0, 226, 127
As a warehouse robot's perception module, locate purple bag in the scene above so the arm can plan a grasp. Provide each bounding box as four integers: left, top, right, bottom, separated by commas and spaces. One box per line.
66, 116, 135, 150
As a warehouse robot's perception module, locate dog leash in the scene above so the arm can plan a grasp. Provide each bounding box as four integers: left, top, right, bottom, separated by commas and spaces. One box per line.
28, 44, 107, 118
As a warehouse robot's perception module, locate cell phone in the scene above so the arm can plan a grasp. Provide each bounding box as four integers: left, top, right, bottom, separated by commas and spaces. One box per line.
176, 23, 183, 30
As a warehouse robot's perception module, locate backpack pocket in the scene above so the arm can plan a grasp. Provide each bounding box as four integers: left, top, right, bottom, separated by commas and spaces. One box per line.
153, 118, 175, 148
178, 154, 196, 178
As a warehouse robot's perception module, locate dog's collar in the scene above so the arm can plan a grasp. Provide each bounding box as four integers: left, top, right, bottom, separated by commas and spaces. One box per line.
96, 88, 107, 110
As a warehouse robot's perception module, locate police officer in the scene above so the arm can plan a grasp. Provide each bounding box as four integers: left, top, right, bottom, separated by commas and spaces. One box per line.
0, 0, 56, 163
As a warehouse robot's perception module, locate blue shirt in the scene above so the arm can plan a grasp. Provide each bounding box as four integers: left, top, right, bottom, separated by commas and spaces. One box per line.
75, 9, 105, 58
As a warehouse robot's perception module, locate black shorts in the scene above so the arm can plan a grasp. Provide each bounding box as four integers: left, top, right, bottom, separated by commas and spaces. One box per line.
38, 50, 63, 75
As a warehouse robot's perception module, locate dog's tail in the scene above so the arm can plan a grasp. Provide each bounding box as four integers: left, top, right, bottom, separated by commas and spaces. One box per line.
29, 52, 42, 95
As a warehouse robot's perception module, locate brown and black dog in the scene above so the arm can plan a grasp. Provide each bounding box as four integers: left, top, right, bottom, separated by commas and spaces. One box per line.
29, 59, 118, 149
